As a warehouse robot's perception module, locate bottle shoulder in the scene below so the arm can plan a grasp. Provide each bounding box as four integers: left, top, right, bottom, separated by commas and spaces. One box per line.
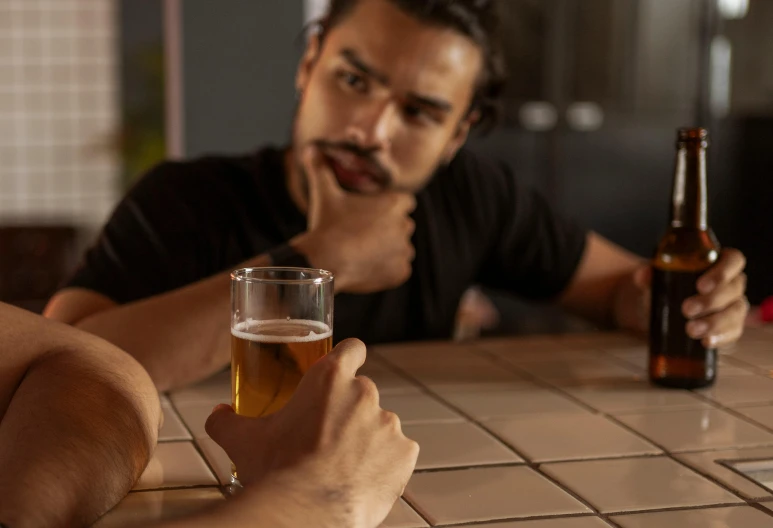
653, 227, 720, 271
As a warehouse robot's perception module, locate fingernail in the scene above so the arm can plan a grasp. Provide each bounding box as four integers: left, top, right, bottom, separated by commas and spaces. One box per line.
698, 280, 716, 294
212, 404, 230, 413
687, 321, 709, 338
707, 335, 720, 346
683, 301, 702, 318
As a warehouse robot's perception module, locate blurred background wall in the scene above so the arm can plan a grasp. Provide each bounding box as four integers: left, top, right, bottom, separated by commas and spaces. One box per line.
0, 0, 120, 228
1, 0, 771, 330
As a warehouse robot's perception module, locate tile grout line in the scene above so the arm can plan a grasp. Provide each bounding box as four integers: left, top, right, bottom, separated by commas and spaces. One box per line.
428, 512, 608, 527
716, 460, 773, 498
128, 484, 226, 495
164, 393, 227, 497
480, 344, 773, 471
381, 355, 614, 524
431, 501, 766, 527
548, 375, 773, 514
384, 341, 773, 522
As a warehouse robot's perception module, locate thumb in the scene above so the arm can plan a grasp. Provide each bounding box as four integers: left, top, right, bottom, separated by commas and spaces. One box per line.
633, 265, 652, 290
303, 146, 343, 221
205, 404, 246, 452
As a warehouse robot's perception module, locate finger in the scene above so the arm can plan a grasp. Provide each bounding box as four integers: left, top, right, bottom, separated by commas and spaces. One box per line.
389, 193, 416, 215
303, 146, 344, 209
406, 243, 416, 262
685, 297, 749, 346
697, 249, 746, 295
398, 439, 420, 495
328, 338, 368, 379
403, 217, 416, 236
683, 273, 746, 319
354, 375, 381, 408
633, 266, 652, 291
205, 404, 246, 452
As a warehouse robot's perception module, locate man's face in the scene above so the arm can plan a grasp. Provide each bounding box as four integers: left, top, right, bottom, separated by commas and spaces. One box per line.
293, 0, 483, 194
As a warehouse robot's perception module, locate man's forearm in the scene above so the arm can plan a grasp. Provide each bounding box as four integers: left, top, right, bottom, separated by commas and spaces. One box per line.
612, 270, 649, 335
0, 345, 160, 528
75, 254, 271, 391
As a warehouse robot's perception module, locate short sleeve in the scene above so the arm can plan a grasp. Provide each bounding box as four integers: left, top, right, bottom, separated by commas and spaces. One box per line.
477, 161, 588, 300
65, 162, 211, 304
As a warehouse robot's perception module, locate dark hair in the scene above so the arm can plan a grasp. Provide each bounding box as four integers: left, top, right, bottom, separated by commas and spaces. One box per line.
316, 0, 507, 133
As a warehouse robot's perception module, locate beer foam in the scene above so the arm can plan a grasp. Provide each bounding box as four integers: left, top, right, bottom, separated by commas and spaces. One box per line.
231, 319, 332, 343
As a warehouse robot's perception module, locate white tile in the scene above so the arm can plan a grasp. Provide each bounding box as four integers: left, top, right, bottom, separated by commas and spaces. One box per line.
511, 357, 642, 384
561, 381, 710, 414
95, 488, 224, 527
357, 360, 422, 395
134, 442, 217, 491
543, 457, 742, 513
400, 363, 530, 393
612, 506, 773, 528
176, 401, 216, 439
617, 408, 773, 452
404, 422, 522, 470
442, 389, 590, 420
159, 400, 192, 441
196, 436, 233, 486
169, 370, 231, 406
380, 498, 428, 528
487, 413, 661, 462
697, 376, 773, 407
676, 447, 773, 500
375, 342, 491, 366
405, 466, 591, 525
736, 406, 773, 432
379, 392, 464, 424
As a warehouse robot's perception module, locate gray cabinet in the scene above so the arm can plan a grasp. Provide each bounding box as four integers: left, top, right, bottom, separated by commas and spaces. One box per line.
471, 0, 711, 257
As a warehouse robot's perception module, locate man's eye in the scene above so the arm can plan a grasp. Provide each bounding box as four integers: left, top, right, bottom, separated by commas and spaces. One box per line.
338, 71, 367, 93
404, 104, 433, 124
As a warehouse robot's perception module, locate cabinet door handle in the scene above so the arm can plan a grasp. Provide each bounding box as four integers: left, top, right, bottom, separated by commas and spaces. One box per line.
518, 101, 558, 132
566, 102, 604, 132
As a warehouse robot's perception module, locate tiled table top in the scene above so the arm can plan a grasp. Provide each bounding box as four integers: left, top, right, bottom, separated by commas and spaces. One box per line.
98, 329, 773, 527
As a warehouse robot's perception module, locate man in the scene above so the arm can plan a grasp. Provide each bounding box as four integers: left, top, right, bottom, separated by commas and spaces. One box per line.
0, 302, 160, 527
45, 0, 749, 391
0, 304, 417, 527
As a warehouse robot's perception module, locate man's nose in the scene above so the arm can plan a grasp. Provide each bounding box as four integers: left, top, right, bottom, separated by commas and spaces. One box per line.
344, 100, 397, 151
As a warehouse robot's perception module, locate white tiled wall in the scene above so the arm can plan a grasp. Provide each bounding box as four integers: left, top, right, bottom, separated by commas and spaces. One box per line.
0, 0, 119, 228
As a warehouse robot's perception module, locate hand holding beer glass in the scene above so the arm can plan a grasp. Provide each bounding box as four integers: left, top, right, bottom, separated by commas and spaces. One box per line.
230, 267, 333, 484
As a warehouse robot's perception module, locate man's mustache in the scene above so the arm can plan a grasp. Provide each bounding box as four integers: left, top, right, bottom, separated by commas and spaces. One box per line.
312, 140, 392, 188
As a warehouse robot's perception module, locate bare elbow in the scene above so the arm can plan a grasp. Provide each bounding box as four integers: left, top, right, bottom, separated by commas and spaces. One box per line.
44, 289, 118, 327
69, 336, 162, 457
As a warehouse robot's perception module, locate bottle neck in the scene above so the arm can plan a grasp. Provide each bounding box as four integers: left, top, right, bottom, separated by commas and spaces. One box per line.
670, 146, 708, 230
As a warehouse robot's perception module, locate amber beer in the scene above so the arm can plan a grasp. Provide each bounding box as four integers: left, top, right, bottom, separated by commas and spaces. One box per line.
649, 128, 720, 389
229, 267, 333, 487
231, 319, 332, 417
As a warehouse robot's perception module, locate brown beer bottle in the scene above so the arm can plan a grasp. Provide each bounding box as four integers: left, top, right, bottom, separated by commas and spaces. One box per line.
649, 128, 720, 389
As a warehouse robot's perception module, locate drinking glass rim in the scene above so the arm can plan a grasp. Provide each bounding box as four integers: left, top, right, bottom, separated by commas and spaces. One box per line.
231, 267, 334, 285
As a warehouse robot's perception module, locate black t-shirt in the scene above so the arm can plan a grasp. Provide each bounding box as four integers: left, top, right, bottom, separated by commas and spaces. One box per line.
67, 146, 587, 344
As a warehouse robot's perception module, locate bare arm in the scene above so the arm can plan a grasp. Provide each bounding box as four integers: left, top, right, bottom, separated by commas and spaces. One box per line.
44, 254, 271, 391
0, 303, 160, 528
559, 232, 646, 331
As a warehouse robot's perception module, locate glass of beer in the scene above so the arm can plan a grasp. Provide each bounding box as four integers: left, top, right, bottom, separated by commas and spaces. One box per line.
230, 267, 333, 484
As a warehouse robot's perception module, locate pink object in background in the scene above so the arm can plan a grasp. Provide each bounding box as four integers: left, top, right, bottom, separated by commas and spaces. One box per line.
761, 297, 773, 323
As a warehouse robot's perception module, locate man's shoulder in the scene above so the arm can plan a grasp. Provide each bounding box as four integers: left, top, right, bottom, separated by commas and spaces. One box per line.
132, 147, 280, 194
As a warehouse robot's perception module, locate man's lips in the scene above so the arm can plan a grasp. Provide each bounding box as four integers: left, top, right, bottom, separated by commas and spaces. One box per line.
324, 152, 386, 193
